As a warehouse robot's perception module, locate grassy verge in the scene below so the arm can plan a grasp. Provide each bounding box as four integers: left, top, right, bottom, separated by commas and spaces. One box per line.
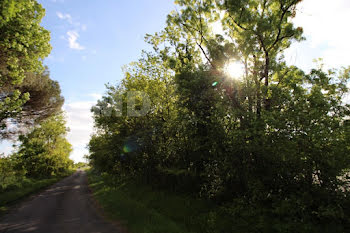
0, 171, 74, 216
87, 171, 231, 233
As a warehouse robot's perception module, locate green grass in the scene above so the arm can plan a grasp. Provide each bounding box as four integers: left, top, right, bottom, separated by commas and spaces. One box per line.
88, 171, 231, 233
0, 171, 74, 216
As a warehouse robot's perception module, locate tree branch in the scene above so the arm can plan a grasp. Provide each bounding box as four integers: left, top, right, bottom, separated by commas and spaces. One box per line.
268, 0, 299, 51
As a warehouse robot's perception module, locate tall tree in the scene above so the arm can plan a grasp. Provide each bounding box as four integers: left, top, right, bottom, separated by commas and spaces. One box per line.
0, 0, 51, 133
0, 68, 65, 139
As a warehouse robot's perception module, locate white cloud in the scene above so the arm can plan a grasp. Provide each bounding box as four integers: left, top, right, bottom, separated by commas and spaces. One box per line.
89, 93, 103, 100
56, 12, 73, 24
285, 0, 350, 70
0, 141, 14, 156
344, 94, 350, 105
57, 12, 88, 38
67, 30, 85, 50
0, 94, 100, 162
344, 83, 350, 104
63, 99, 98, 162
57, 12, 87, 50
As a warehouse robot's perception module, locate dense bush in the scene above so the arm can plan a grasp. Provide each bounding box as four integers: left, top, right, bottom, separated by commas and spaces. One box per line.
0, 155, 26, 192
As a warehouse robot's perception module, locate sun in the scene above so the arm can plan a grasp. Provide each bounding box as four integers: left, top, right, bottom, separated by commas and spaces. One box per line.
224, 61, 245, 79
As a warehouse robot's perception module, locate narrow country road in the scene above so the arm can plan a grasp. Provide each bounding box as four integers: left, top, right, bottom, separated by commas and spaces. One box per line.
0, 171, 118, 233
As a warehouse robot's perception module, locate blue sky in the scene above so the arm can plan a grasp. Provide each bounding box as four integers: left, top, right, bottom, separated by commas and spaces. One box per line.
39, 0, 175, 162
1, 0, 350, 162
40, 0, 175, 100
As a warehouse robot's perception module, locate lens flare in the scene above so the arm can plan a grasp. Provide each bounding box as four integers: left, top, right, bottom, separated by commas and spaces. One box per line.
224, 61, 244, 79
122, 137, 139, 154
123, 145, 132, 153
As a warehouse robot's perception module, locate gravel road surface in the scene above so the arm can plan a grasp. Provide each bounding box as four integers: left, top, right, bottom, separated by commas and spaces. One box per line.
0, 171, 118, 233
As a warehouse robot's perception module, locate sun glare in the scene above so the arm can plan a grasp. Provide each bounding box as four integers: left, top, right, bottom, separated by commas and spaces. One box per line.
224, 61, 245, 79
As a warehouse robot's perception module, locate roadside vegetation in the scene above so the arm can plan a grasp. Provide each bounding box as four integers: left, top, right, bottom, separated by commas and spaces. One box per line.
74, 162, 90, 170
0, 0, 73, 214
88, 171, 231, 233
88, 0, 350, 232
0, 114, 74, 214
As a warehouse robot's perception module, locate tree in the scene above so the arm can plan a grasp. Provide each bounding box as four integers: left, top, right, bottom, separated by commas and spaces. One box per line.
0, 0, 52, 133
89, 52, 178, 178
0, 68, 65, 139
17, 114, 73, 178
89, 0, 350, 231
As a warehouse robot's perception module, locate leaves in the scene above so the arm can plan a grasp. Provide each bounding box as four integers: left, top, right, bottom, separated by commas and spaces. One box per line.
17, 114, 73, 178
0, 0, 51, 131
89, 1, 350, 231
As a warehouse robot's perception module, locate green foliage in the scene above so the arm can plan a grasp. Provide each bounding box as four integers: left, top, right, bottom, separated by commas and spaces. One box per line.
1, 68, 65, 139
0, 0, 51, 132
74, 162, 88, 169
89, 52, 178, 180
0, 1, 72, 216
0, 154, 26, 192
88, 170, 231, 233
0, 153, 72, 215
16, 114, 73, 178
89, 0, 350, 232
18, 68, 64, 123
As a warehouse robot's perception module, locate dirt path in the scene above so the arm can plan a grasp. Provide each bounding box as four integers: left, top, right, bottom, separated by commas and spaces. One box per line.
0, 171, 119, 233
